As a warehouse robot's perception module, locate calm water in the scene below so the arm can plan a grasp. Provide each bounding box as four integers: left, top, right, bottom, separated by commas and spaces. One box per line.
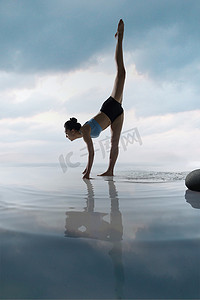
0, 164, 200, 299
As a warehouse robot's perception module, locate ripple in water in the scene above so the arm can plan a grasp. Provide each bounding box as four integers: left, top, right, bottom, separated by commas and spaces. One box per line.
117, 171, 188, 183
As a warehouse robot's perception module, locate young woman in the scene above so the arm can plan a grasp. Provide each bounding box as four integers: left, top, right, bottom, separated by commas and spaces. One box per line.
64, 19, 126, 179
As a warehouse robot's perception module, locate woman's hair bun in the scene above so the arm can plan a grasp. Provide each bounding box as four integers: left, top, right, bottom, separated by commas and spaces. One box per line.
70, 117, 77, 123
64, 117, 81, 131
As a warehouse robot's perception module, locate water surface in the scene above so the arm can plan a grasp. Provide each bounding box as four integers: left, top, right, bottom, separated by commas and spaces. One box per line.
0, 165, 200, 299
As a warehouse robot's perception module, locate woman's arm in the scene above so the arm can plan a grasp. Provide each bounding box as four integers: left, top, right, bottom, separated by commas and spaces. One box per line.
82, 133, 94, 179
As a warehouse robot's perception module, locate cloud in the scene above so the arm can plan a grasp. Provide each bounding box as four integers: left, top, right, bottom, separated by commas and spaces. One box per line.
124, 0, 200, 78
0, 57, 115, 119
125, 72, 199, 116
0, 93, 57, 119
0, 0, 119, 73
0, 0, 199, 82
0, 71, 37, 91
120, 109, 200, 170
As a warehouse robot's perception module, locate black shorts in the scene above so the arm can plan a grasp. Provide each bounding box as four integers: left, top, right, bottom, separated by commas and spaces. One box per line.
100, 96, 124, 123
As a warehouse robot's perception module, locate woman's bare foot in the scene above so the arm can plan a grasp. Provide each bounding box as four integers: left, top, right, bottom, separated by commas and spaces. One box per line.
115, 19, 124, 39
98, 171, 114, 176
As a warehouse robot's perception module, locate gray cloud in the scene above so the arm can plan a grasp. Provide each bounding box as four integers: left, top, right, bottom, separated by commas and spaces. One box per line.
0, 0, 199, 81
0, 0, 117, 73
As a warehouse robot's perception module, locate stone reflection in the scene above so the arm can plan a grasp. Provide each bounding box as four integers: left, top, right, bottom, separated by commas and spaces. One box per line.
65, 179, 124, 299
185, 189, 200, 209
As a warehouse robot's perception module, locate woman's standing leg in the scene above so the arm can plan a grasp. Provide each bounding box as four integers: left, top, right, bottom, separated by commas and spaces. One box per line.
107, 113, 124, 175
99, 19, 126, 176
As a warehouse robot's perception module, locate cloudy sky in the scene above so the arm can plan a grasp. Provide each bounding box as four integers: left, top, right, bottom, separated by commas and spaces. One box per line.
0, 0, 200, 171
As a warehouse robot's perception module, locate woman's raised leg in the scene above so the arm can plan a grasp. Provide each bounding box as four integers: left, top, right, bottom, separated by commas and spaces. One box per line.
111, 19, 126, 104
99, 20, 126, 177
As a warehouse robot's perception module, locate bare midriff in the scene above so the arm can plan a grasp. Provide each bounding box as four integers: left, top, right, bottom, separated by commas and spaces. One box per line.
81, 111, 111, 136
93, 111, 111, 130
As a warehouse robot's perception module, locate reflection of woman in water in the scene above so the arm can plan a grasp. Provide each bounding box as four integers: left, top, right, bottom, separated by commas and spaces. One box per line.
65, 179, 124, 299
65, 179, 123, 242
64, 19, 126, 179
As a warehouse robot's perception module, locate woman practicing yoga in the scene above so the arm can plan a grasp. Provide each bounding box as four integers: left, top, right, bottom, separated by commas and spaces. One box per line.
64, 19, 126, 179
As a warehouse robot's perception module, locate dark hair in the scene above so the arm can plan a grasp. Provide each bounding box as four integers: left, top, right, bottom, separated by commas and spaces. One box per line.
64, 117, 81, 131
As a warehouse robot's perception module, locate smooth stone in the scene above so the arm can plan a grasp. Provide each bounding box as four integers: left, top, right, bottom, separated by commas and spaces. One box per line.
185, 169, 200, 192
185, 190, 200, 209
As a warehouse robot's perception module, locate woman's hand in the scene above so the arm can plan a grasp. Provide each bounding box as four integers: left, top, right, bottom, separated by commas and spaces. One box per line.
82, 129, 94, 180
